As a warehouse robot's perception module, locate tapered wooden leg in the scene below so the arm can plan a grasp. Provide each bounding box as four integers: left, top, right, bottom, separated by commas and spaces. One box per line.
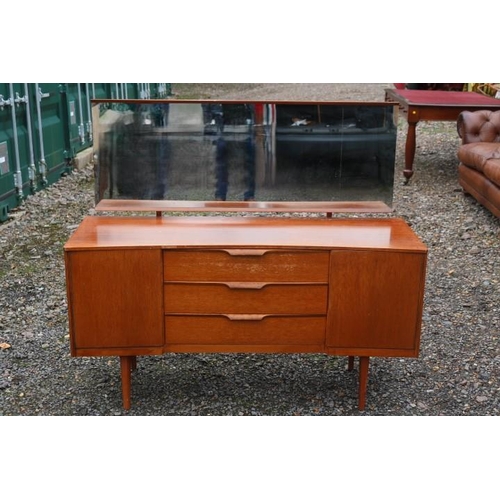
120, 356, 133, 410
404, 121, 418, 182
358, 356, 370, 411
348, 356, 355, 371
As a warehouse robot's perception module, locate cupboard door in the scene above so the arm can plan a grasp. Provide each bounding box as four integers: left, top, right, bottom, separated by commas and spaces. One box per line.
327, 250, 426, 353
66, 249, 163, 349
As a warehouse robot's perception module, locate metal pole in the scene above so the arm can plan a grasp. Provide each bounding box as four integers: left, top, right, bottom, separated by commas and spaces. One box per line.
35, 83, 48, 185
85, 83, 92, 141
9, 84, 23, 201
77, 83, 85, 144
23, 83, 37, 191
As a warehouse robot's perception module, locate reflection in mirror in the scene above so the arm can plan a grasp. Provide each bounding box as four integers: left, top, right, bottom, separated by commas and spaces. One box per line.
93, 100, 397, 209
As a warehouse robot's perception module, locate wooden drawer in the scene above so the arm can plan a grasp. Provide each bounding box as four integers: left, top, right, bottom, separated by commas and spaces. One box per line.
165, 315, 325, 345
163, 249, 329, 282
164, 283, 328, 314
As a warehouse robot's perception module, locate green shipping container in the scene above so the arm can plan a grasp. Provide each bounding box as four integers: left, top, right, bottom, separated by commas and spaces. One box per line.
0, 83, 39, 219
0, 83, 171, 222
32, 83, 75, 187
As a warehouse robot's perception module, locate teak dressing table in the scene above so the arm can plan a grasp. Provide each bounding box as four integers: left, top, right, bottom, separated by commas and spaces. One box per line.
64, 99, 427, 411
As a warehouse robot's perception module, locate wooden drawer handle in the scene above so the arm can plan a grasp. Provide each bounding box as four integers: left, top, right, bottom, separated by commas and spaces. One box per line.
224, 249, 269, 256
226, 314, 266, 321
225, 282, 267, 290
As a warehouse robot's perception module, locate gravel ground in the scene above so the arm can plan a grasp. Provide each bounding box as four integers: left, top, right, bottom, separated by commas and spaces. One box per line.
0, 83, 499, 416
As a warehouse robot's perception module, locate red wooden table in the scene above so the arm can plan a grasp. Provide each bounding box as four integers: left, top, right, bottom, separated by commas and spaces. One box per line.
385, 88, 500, 182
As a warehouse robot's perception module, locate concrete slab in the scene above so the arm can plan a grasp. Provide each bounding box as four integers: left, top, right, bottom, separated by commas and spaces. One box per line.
73, 148, 94, 169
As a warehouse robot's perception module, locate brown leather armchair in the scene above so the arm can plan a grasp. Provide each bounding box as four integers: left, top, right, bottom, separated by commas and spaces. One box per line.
457, 109, 500, 218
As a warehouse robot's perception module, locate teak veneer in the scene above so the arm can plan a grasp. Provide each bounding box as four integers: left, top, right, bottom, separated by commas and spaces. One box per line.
64, 215, 427, 411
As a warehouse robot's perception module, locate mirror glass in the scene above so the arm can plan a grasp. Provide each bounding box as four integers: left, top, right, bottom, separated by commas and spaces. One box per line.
93, 100, 397, 209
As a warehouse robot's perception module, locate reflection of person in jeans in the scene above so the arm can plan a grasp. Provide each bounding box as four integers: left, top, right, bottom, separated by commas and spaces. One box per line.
215, 134, 255, 201
213, 104, 256, 201
152, 104, 170, 198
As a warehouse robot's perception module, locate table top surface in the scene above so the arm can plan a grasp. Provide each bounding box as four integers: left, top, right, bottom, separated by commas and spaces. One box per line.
385, 88, 500, 108
64, 216, 427, 252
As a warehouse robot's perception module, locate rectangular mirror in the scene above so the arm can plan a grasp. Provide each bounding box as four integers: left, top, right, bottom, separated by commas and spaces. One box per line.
93, 100, 397, 212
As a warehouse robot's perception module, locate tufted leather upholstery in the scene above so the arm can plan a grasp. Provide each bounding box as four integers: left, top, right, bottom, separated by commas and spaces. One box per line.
457, 109, 500, 218
458, 143, 500, 172
457, 110, 500, 144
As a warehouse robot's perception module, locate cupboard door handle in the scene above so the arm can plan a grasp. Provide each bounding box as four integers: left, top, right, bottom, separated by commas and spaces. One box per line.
226, 314, 266, 321
225, 282, 267, 290
224, 249, 268, 256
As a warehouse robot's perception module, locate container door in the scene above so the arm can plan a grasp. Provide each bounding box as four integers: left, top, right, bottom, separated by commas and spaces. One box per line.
60, 83, 93, 157
30, 83, 72, 186
0, 83, 36, 216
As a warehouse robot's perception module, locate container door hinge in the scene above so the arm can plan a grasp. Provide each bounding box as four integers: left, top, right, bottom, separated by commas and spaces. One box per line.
14, 92, 28, 106
38, 159, 47, 186
14, 171, 23, 201
0, 95, 12, 109
37, 87, 50, 103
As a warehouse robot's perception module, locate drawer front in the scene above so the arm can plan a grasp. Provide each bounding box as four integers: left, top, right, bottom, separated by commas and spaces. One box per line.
164, 283, 328, 314
163, 249, 329, 282
165, 315, 325, 345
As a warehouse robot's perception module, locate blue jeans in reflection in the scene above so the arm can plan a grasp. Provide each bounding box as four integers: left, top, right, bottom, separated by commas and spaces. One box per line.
214, 136, 255, 201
